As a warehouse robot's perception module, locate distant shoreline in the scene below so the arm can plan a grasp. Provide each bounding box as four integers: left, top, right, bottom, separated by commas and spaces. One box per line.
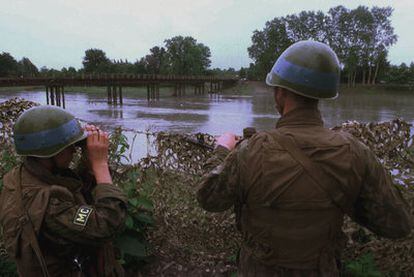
0, 82, 413, 94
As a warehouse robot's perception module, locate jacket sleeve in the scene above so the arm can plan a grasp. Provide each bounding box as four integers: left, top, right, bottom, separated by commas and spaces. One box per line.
196, 145, 240, 212
351, 144, 412, 238
43, 183, 127, 246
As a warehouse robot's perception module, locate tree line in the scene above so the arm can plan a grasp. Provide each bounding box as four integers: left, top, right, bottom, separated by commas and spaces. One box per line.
0, 36, 230, 78
246, 5, 414, 86
1, 6, 414, 85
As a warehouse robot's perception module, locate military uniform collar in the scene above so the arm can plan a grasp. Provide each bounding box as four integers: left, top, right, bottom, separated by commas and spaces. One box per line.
23, 158, 82, 192
276, 107, 324, 129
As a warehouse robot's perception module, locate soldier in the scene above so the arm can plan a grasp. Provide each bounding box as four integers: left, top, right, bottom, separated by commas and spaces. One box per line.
197, 41, 412, 276
0, 106, 127, 276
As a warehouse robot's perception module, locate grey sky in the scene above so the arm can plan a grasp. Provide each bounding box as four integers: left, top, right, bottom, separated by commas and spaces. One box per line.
1, 0, 413, 70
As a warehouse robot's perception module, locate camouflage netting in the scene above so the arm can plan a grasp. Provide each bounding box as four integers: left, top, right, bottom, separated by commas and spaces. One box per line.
156, 132, 214, 175
0, 97, 38, 154
0, 97, 413, 274
333, 120, 414, 273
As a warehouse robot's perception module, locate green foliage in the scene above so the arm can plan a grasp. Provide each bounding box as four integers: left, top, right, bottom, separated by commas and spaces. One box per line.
18, 57, 38, 78
248, 17, 292, 79
380, 62, 414, 85
344, 253, 382, 277
140, 46, 168, 74
108, 128, 155, 271
164, 36, 211, 75
0, 52, 19, 78
115, 168, 155, 271
82, 48, 112, 73
108, 127, 130, 171
248, 5, 396, 85
0, 258, 17, 277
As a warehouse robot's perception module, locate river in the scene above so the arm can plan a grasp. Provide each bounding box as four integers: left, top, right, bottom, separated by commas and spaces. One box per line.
1, 82, 413, 161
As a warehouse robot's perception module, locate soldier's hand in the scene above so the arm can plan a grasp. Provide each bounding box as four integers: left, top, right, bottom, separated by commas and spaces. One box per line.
216, 132, 238, 151
86, 125, 112, 184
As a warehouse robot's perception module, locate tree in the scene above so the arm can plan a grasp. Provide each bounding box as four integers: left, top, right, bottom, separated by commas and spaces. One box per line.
0, 52, 19, 77
239, 67, 247, 79
247, 5, 397, 85
18, 57, 38, 77
164, 36, 211, 75
142, 46, 168, 74
247, 17, 293, 80
368, 6, 397, 84
82, 48, 111, 73
285, 10, 330, 43
133, 59, 148, 74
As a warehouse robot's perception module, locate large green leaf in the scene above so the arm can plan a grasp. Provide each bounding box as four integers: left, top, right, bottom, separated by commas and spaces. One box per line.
115, 234, 147, 258
136, 213, 154, 225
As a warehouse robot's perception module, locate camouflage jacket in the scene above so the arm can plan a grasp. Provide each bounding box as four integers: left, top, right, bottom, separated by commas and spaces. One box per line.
197, 107, 412, 276
0, 158, 127, 277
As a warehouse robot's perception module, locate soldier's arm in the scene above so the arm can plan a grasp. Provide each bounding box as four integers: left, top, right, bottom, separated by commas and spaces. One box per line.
196, 145, 240, 212
43, 183, 127, 246
351, 144, 412, 238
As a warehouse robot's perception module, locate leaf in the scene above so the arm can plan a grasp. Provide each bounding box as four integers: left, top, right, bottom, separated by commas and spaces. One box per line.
115, 234, 147, 258
128, 198, 139, 207
136, 197, 153, 210
125, 215, 134, 229
136, 213, 154, 225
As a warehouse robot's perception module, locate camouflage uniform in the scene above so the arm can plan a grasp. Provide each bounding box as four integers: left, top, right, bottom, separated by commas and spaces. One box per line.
0, 158, 127, 276
197, 107, 412, 276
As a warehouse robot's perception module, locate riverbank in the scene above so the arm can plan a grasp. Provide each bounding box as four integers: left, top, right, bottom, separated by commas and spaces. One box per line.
0, 86, 44, 92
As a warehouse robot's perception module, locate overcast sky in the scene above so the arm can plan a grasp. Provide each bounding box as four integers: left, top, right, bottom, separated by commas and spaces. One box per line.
1, 0, 413, 70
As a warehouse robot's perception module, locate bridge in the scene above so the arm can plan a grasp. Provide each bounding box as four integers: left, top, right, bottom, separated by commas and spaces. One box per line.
0, 74, 238, 108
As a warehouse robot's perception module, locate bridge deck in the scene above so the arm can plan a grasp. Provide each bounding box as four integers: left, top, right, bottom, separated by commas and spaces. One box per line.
0, 74, 238, 87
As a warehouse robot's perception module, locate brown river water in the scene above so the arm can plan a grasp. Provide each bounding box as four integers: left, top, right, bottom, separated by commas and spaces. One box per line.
1, 83, 413, 162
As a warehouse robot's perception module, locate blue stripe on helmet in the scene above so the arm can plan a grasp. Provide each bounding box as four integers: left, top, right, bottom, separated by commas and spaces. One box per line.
14, 119, 84, 151
273, 57, 339, 91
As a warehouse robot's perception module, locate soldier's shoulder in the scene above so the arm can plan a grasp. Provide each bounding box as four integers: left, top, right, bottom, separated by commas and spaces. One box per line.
2, 165, 22, 187
49, 185, 75, 203
330, 129, 374, 164
332, 130, 370, 150
237, 131, 271, 152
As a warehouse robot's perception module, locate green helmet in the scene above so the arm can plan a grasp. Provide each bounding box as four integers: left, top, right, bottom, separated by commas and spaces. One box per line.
266, 40, 340, 99
13, 106, 87, 158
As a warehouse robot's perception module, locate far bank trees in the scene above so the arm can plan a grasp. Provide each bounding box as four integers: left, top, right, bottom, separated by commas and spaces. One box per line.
0, 52, 39, 78
247, 5, 397, 87
82, 36, 211, 76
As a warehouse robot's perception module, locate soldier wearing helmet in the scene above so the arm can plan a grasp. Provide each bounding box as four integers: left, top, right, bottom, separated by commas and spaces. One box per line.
197, 40, 412, 276
0, 106, 127, 276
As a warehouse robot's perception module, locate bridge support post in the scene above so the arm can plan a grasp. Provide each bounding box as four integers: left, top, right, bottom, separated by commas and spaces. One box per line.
50, 87, 55, 106
56, 86, 61, 107
156, 83, 160, 100
119, 86, 123, 105
147, 84, 150, 101
111, 86, 116, 104
46, 87, 49, 105
62, 86, 65, 109
107, 86, 112, 104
